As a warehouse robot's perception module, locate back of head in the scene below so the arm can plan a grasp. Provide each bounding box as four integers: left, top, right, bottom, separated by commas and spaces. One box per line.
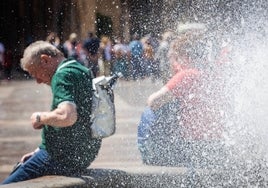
169, 30, 208, 68
83, 37, 100, 55
46, 32, 58, 43
162, 31, 174, 42
69, 33, 78, 43
101, 36, 110, 46
21, 40, 62, 71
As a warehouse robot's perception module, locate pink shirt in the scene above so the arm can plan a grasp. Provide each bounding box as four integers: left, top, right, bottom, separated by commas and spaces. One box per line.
165, 67, 223, 140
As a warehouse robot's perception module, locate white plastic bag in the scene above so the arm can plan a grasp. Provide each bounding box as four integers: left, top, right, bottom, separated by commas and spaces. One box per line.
90, 75, 119, 138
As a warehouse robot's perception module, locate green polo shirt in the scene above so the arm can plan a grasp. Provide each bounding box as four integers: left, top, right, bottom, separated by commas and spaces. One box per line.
39, 58, 101, 169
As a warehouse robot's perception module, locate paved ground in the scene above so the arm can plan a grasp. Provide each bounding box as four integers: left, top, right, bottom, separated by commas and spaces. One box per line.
0, 75, 168, 182
1, 72, 268, 187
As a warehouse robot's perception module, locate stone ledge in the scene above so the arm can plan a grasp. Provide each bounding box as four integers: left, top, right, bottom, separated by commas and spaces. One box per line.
0, 167, 188, 188
0, 176, 86, 188
1, 164, 267, 187
0, 168, 131, 188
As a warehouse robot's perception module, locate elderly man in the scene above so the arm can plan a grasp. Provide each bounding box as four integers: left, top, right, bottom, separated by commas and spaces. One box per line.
1, 41, 101, 184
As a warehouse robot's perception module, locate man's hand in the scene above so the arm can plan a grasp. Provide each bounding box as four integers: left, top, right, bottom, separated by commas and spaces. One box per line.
31, 112, 44, 129
147, 86, 172, 110
20, 151, 34, 163
20, 148, 39, 163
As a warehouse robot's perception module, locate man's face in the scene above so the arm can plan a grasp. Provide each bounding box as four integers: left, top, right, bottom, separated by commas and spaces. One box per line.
26, 62, 51, 85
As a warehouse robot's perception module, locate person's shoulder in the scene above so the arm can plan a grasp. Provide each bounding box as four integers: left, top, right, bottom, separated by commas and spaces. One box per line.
54, 64, 90, 86
57, 59, 87, 73
181, 68, 202, 81
187, 68, 200, 74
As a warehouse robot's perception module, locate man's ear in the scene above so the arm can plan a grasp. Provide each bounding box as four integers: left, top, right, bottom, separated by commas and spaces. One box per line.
40, 54, 50, 64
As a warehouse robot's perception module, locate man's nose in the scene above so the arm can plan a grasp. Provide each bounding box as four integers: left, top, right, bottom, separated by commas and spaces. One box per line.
36, 78, 42, 84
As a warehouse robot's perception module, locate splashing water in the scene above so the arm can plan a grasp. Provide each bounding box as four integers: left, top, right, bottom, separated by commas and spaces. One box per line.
137, 0, 268, 186
192, 1, 268, 185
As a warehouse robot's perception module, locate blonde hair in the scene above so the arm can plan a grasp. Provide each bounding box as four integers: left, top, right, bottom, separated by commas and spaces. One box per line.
101, 36, 110, 45
46, 32, 60, 45
168, 30, 206, 66
21, 41, 62, 71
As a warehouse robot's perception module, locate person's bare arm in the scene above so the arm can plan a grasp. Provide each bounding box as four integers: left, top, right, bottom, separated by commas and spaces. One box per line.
147, 86, 173, 110
31, 101, 78, 129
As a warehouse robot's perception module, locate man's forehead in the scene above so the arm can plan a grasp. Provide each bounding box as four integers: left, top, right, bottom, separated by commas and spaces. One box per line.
25, 61, 40, 71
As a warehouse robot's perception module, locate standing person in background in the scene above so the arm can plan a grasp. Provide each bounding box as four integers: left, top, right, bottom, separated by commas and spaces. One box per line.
46, 32, 65, 54
83, 37, 101, 78
80, 31, 95, 67
112, 37, 130, 78
99, 36, 112, 76
84, 31, 94, 43
2, 45, 13, 81
0, 42, 5, 80
63, 33, 82, 62
129, 33, 143, 80
155, 31, 175, 83
142, 36, 156, 78
1, 41, 101, 184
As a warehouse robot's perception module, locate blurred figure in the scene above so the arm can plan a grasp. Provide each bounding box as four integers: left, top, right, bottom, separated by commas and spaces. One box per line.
138, 33, 201, 165
155, 31, 175, 83
112, 37, 130, 78
46, 32, 64, 54
63, 33, 82, 62
0, 42, 5, 78
85, 31, 94, 42
142, 36, 157, 78
46, 32, 60, 48
129, 33, 144, 80
99, 36, 112, 76
2, 45, 13, 81
137, 27, 226, 167
0, 42, 4, 62
83, 37, 101, 78
80, 31, 96, 65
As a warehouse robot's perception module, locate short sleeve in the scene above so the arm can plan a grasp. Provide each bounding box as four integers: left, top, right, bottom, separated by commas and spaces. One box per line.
165, 69, 200, 97
166, 72, 185, 91
51, 71, 76, 110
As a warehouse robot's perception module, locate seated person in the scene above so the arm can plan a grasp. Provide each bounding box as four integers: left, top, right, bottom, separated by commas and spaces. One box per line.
137, 30, 227, 167
1, 41, 101, 184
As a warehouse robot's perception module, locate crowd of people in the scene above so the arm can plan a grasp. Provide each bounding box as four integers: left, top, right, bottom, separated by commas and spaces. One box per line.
1, 23, 233, 184
45, 31, 169, 81
0, 30, 177, 84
